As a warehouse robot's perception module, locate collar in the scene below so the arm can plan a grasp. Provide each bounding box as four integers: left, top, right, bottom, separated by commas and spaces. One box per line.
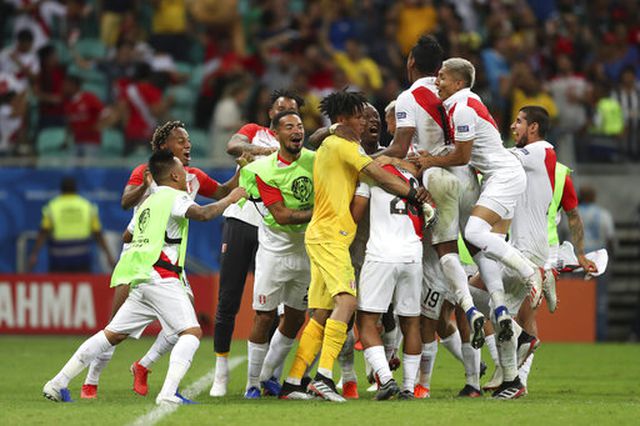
443, 88, 472, 109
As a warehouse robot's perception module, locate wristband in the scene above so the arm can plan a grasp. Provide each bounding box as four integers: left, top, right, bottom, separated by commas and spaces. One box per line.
406, 186, 418, 203
329, 123, 340, 135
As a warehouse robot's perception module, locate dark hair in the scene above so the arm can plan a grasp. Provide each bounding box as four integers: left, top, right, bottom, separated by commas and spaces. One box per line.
37, 44, 56, 63
60, 176, 77, 193
320, 90, 367, 122
134, 62, 152, 81
150, 121, 185, 151
270, 89, 304, 109
65, 73, 83, 87
148, 150, 177, 183
621, 64, 636, 77
17, 29, 34, 43
410, 35, 443, 75
519, 106, 550, 138
271, 110, 302, 129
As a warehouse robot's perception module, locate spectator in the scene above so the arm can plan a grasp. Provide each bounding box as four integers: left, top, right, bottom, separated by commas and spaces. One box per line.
96, 38, 138, 103
99, 0, 135, 47
0, 29, 39, 93
0, 72, 27, 155
578, 185, 616, 341
62, 74, 110, 157
612, 65, 640, 160
321, 34, 383, 93
9, 0, 67, 50
588, 81, 625, 137
149, 0, 189, 62
34, 44, 66, 129
548, 53, 590, 135
27, 176, 115, 273
210, 79, 250, 165
391, 0, 438, 56
507, 62, 558, 130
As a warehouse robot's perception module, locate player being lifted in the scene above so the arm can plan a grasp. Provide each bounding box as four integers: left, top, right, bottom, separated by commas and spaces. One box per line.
279, 90, 429, 402
412, 58, 546, 346
43, 150, 246, 405
238, 111, 315, 399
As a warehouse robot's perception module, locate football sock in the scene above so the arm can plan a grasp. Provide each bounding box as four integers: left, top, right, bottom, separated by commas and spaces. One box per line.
54, 331, 113, 388
402, 353, 421, 392
364, 345, 393, 385
338, 328, 357, 383
419, 341, 438, 388
246, 341, 268, 390
260, 329, 294, 382
287, 319, 324, 384
273, 362, 284, 382
465, 216, 535, 279
139, 330, 179, 369
159, 334, 199, 398
519, 353, 534, 388
485, 334, 500, 367
382, 327, 398, 360
214, 352, 229, 383
461, 343, 480, 389
440, 253, 475, 312
84, 345, 115, 385
473, 252, 506, 309
317, 319, 348, 379
496, 318, 519, 382
440, 329, 464, 364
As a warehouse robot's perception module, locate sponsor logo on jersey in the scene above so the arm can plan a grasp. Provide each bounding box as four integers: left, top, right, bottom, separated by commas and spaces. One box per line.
291, 176, 313, 203
138, 208, 150, 233
396, 111, 407, 119
457, 125, 470, 133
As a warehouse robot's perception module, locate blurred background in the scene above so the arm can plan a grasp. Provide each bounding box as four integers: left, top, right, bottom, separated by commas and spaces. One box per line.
0, 0, 638, 342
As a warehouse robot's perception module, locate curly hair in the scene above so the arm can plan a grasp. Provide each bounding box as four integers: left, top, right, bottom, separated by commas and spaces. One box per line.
270, 89, 305, 109
150, 121, 185, 151
319, 90, 367, 122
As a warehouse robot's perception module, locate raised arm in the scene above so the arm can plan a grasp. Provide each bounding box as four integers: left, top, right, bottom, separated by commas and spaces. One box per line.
185, 187, 247, 221
121, 167, 153, 210
374, 127, 414, 159
227, 133, 277, 157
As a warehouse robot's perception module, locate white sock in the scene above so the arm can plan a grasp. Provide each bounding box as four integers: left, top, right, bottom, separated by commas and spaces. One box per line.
474, 252, 507, 309
364, 345, 393, 385
260, 329, 295, 382
440, 253, 474, 312
246, 341, 268, 390
496, 319, 519, 382
84, 345, 115, 385
382, 327, 397, 361
466, 216, 535, 279
440, 330, 463, 364
214, 354, 229, 382
273, 362, 284, 381
419, 341, 438, 388
158, 334, 200, 398
519, 353, 534, 388
338, 329, 357, 383
461, 342, 480, 389
53, 331, 113, 388
402, 353, 421, 391
139, 330, 179, 369
485, 334, 500, 367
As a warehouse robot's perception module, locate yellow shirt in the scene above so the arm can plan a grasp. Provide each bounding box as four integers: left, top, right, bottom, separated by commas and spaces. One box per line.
152, 0, 187, 34
305, 136, 372, 245
511, 89, 558, 125
41, 194, 101, 240
333, 52, 383, 91
396, 5, 437, 55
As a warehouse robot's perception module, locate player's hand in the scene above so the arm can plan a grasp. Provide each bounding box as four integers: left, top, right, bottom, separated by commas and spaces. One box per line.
375, 155, 395, 167
227, 187, 247, 203
413, 187, 430, 203
236, 151, 254, 168
409, 154, 435, 171
143, 168, 153, 188
333, 124, 360, 142
257, 146, 278, 156
578, 254, 598, 276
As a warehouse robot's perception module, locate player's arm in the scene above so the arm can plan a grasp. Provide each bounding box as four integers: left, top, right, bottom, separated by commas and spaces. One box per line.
226, 133, 276, 157
361, 161, 429, 204
121, 167, 153, 210
186, 187, 247, 221
411, 140, 472, 171
27, 228, 49, 272
350, 195, 369, 223
267, 202, 313, 225
375, 155, 419, 176
308, 125, 359, 149
562, 176, 597, 273
373, 126, 414, 159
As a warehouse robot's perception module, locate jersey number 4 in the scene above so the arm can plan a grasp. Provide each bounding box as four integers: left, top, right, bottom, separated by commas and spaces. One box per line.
389, 177, 419, 216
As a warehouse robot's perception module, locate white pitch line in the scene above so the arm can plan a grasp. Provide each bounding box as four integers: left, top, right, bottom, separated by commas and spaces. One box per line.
129, 356, 246, 426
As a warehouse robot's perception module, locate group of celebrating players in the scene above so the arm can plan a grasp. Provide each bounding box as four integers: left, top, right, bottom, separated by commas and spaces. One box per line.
42, 35, 599, 405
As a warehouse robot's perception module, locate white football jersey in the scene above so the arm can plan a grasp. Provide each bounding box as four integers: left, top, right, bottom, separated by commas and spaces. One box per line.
356, 165, 424, 263
510, 140, 556, 266
395, 76, 452, 157
443, 88, 521, 177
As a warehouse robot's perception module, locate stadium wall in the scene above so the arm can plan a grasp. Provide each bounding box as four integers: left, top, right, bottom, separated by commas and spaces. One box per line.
0, 274, 596, 342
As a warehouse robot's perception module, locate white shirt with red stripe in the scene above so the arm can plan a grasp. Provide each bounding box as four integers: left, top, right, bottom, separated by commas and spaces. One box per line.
395, 76, 451, 157
356, 165, 424, 263
223, 123, 280, 227
510, 140, 556, 266
444, 88, 522, 177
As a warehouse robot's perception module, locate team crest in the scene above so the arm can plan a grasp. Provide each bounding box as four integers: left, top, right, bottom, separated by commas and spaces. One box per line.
291, 176, 312, 202
138, 208, 151, 233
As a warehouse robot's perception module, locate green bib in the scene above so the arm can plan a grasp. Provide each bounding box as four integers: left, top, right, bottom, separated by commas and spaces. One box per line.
240, 149, 315, 233
547, 162, 570, 246
110, 188, 189, 288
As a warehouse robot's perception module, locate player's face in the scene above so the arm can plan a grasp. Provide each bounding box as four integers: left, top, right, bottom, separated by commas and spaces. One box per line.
269, 97, 299, 119
362, 105, 380, 145
511, 111, 530, 148
162, 127, 191, 166
171, 157, 188, 191
340, 108, 366, 138
435, 68, 458, 100
276, 114, 305, 155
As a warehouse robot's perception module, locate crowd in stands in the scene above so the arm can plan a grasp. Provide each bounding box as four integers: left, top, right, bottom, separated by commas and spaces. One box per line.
0, 0, 639, 163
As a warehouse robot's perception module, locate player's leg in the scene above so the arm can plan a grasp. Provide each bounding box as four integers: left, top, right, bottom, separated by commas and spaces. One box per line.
452, 304, 482, 397
417, 315, 437, 399
437, 302, 463, 364
245, 309, 277, 398
359, 311, 399, 400
395, 262, 422, 399
211, 218, 258, 397
130, 328, 179, 396
337, 316, 358, 399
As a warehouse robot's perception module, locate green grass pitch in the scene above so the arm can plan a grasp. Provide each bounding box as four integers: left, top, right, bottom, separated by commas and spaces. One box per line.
1, 336, 639, 425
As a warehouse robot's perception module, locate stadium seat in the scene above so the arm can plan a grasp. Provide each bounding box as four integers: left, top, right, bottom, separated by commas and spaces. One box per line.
169, 85, 195, 108
52, 40, 73, 66
189, 65, 205, 91
36, 127, 69, 156
101, 129, 124, 157
82, 82, 108, 102
174, 61, 193, 76
74, 38, 107, 60
188, 129, 210, 157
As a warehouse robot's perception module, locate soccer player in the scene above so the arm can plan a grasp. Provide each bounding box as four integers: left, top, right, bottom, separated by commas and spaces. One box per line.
352, 159, 424, 400
211, 90, 303, 397
43, 150, 247, 405
82, 121, 239, 399
279, 90, 429, 402
413, 58, 545, 345
237, 111, 314, 399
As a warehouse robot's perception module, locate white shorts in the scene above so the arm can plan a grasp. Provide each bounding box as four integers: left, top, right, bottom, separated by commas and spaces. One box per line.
358, 259, 422, 317
476, 168, 526, 220
423, 166, 479, 245
420, 243, 456, 320
253, 247, 310, 312
106, 278, 199, 339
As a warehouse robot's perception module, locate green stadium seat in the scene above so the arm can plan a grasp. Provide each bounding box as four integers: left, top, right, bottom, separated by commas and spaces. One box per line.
74, 38, 107, 60
174, 61, 193, 76
189, 129, 210, 157
169, 85, 195, 108
36, 127, 70, 156
101, 129, 124, 157
52, 40, 72, 65
169, 106, 195, 125
82, 81, 108, 102
189, 65, 205, 91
